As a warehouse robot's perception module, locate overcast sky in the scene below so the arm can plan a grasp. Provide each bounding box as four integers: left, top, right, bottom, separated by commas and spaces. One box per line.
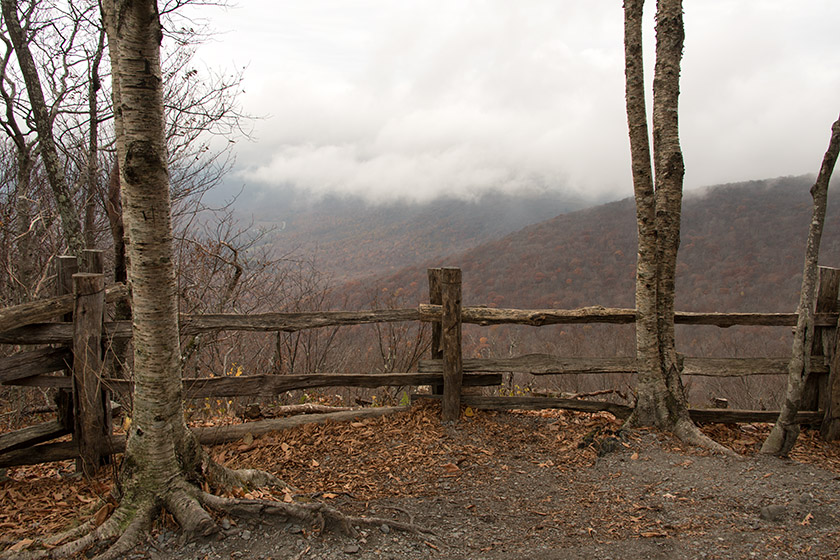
186, 1, 840, 204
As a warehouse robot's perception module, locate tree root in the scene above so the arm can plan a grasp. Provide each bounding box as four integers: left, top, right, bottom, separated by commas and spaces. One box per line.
672, 418, 739, 458
2, 470, 434, 560
197, 491, 436, 539
203, 452, 296, 494
623, 411, 739, 458
2, 500, 155, 560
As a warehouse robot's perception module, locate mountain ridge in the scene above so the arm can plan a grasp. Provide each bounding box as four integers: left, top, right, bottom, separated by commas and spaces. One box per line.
335, 175, 840, 315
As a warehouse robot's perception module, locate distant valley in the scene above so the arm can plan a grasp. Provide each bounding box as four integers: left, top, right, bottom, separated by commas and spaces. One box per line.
235, 188, 590, 283
229, 175, 840, 408
333, 175, 840, 314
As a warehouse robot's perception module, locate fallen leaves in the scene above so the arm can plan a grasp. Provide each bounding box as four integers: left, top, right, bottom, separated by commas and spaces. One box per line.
0, 467, 110, 548
8, 538, 33, 552
4, 400, 840, 555
639, 530, 667, 538
93, 503, 115, 527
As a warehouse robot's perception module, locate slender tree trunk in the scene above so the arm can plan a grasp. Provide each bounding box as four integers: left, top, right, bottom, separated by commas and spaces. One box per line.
762, 115, 840, 455
623, 0, 659, 425
1, 0, 84, 256
13, 148, 37, 302
83, 27, 106, 248
622, 0, 726, 451
102, 0, 203, 517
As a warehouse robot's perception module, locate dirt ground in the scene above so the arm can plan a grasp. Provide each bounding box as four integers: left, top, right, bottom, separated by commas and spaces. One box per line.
2, 401, 840, 559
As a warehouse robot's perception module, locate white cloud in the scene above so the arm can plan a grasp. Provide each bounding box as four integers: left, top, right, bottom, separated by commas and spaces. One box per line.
193, 1, 840, 203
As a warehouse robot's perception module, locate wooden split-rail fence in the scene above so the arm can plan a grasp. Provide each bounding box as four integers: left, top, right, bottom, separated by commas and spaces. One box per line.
0, 256, 838, 473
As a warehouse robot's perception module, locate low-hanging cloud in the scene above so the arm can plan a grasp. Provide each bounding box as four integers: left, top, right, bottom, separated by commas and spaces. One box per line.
201, 1, 840, 203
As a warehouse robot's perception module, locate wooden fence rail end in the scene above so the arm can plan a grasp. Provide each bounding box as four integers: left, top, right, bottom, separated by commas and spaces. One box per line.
98, 372, 503, 399
0, 406, 407, 468
0, 420, 70, 455
0, 347, 72, 383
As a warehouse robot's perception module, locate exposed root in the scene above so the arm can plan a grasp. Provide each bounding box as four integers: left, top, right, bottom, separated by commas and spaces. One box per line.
163, 483, 219, 539
84, 504, 154, 560
673, 418, 739, 457
759, 419, 800, 457
623, 410, 739, 458
203, 452, 296, 493
2, 500, 155, 560
378, 504, 416, 526
43, 518, 96, 547
197, 491, 436, 539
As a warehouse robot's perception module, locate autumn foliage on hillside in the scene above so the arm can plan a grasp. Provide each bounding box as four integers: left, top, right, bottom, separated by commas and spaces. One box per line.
340, 176, 840, 313
330, 177, 840, 407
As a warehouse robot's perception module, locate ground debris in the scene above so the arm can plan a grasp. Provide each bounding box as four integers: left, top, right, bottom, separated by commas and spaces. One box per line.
2, 402, 840, 559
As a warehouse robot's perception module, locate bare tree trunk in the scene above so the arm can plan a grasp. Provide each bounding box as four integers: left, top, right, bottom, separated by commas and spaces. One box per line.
762, 115, 840, 455
83, 27, 106, 248
622, 0, 727, 451
102, 0, 208, 533
1, 0, 84, 256
1, 18, 41, 302
13, 148, 37, 302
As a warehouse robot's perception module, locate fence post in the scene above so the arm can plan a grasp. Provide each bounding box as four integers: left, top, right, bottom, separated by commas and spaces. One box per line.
80, 249, 114, 444
428, 268, 443, 395
440, 267, 463, 423
72, 272, 108, 476
816, 267, 840, 438
55, 256, 78, 436
803, 266, 840, 414
81, 249, 104, 274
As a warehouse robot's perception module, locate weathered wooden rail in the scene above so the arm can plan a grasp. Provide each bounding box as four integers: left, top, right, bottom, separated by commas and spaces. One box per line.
1, 259, 838, 471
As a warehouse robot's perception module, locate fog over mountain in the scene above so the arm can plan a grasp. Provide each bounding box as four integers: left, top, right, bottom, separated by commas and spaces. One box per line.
233, 185, 591, 282
189, 2, 840, 204
331, 175, 840, 315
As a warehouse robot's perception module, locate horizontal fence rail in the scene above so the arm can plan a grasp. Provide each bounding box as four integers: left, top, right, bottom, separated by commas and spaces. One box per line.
101, 372, 502, 399
419, 304, 839, 327
415, 394, 824, 425
1, 262, 839, 470
418, 354, 830, 377
181, 309, 422, 334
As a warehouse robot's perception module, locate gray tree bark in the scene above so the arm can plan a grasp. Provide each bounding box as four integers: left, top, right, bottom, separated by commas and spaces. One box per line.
99, 0, 221, 548
622, 0, 727, 451
2, 9, 45, 301
0, 0, 85, 256
10, 4, 375, 558
762, 115, 840, 455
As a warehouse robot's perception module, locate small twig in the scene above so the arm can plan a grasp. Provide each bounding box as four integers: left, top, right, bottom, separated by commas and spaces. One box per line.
292, 545, 311, 560
379, 504, 416, 526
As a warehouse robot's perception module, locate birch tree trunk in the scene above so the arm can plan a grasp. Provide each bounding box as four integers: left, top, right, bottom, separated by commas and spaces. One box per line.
622, 0, 726, 450
762, 116, 840, 455
17, 4, 378, 558
99, 0, 223, 542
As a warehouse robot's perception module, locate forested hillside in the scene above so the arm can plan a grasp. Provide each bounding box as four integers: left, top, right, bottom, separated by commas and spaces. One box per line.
240, 189, 587, 282
340, 175, 840, 314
